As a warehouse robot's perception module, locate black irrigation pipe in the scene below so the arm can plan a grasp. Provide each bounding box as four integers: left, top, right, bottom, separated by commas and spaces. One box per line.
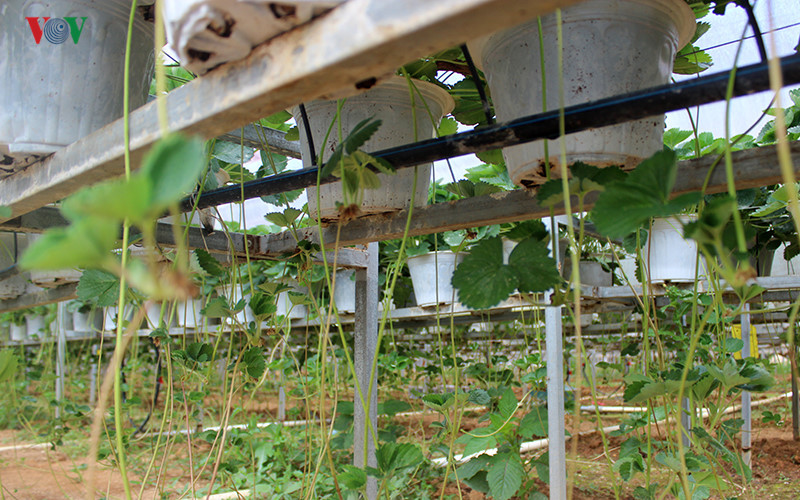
182, 53, 800, 212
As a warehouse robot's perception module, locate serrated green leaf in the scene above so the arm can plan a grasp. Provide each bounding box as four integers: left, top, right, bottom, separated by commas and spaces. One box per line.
438, 116, 458, 136
504, 220, 548, 242
241, 347, 266, 378
378, 399, 412, 416
344, 118, 381, 154
376, 442, 423, 474
284, 126, 299, 142
497, 387, 518, 419
519, 405, 548, 439
0, 206, 11, 219
140, 135, 207, 214
724, 337, 744, 353
185, 342, 214, 363
20, 217, 118, 270
469, 388, 491, 406
614, 453, 644, 481
77, 269, 120, 307
360, 168, 382, 190
462, 428, 497, 459
212, 140, 255, 164
509, 236, 562, 293
663, 128, 693, 149
61, 175, 152, 223
248, 292, 276, 317
200, 296, 231, 318
194, 248, 224, 276
475, 149, 504, 165
487, 453, 524, 500
457, 455, 491, 481
463, 470, 491, 493
592, 149, 703, 239
452, 237, 518, 309
338, 465, 366, 490
0, 350, 19, 382
654, 451, 683, 472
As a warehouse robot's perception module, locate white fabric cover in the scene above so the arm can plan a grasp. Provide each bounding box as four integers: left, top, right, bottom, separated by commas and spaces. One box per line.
164, 0, 343, 74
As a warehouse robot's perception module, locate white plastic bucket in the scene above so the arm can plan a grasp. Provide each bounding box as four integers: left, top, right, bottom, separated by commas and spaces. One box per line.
177, 297, 205, 328
292, 77, 454, 220
769, 244, 800, 276
643, 216, 700, 283
145, 302, 175, 329
25, 314, 47, 338
71, 309, 103, 337
0, 1, 154, 158
471, 0, 694, 187
407, 251, 464, 307
501, 238, 517, 265
9, 323, 27, 341
332, 269, 356, 313
219, 286, 255, 325
619, 257, 641, 285
104, 304, 138, 331
276, 282, 308, 320
575, 261, 612, 287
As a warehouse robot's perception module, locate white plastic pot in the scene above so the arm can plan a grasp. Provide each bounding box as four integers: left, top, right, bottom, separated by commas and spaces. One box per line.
9, 323, 27, 342
276, 283, 308, 320
25, 314, 47, 338
501, 238, 517, 265
177, 298, 205, 328
618, 257, 641, 285
407, 251, 464, 307
145, 302, 175, 329
71, 309, 103, 337
104, 304, 138, 331
292, 77, 454, 220
0, 1, 155, 159
576, 261, 613, 287
219, 285, 255, 325
643, 216, 700, 283
332, 269, 356, 313
471, 0, 694, 187
769, 244, 800, 276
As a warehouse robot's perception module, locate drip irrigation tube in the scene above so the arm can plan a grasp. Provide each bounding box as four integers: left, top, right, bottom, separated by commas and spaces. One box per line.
182, 54, 800, 212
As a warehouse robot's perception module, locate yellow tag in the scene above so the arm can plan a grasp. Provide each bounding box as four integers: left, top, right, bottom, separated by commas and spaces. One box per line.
731, 324, 758, 359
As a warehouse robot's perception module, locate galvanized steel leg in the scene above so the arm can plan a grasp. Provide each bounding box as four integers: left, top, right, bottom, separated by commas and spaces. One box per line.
55, 302, 67, 421
546, 305, 567, 500
354, 243, 378, 500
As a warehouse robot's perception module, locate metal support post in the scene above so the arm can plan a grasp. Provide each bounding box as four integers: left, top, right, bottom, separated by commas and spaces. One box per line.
792, 348, 799, 441
741, 305, 752, 465
544, 215, 567, 500
90, 344, 99, 405
55, 302, 67, 421
354, 242, 379, 500
545, 305, 567, 500
278, 342, 286, 422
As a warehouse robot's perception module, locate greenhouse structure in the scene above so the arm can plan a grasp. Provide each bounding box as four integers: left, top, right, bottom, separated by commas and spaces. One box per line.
1, 0, 800, 498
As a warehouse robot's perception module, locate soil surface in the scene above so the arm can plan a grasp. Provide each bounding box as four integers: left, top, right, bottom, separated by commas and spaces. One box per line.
1, 393, 799, 499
